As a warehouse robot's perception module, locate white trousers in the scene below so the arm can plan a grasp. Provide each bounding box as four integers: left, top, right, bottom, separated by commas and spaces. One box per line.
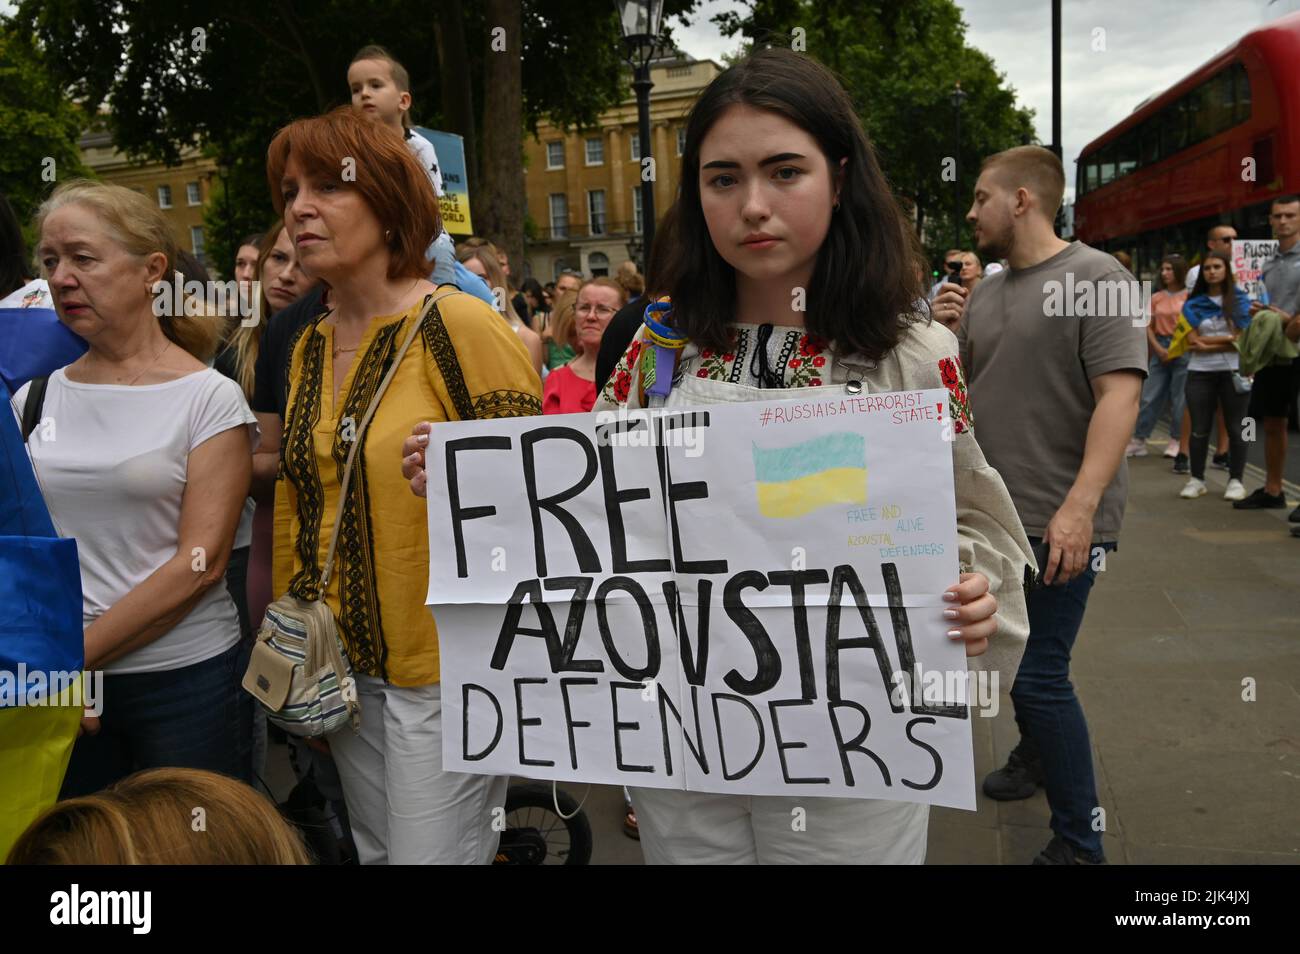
329, 676, 508, 865
629, 787, 929, 864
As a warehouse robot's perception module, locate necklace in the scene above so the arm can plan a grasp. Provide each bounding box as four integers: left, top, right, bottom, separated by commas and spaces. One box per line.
92, 339, 171, 386
330, 280, 423, 359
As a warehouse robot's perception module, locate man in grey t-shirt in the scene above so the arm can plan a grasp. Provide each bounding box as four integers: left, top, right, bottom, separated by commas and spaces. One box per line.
957, 146, 1146, 865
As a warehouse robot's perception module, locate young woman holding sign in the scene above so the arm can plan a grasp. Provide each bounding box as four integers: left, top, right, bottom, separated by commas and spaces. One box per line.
404, 49, 1034, 864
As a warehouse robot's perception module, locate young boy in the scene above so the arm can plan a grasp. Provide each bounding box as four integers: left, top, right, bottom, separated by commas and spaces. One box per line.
347, 45, 490, 302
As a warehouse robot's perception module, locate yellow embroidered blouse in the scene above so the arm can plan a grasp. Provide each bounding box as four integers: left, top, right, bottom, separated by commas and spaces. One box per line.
272, 289, 542, 686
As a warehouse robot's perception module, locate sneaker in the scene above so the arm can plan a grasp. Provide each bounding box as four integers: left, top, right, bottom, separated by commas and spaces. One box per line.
981, 741, 1044, 801
1232, 487, 1286, 510
1163, 439, 1180, 458
1211, 453, 1229, 470
1180, 478, 1207, 499
1032, 834, 1107, 865
1172, 454, 1189, 474
1291, 525, 1300, 538
1125, 438, 1148, 458
1289, 505, 1300, 524
1224, 479, 1247, 501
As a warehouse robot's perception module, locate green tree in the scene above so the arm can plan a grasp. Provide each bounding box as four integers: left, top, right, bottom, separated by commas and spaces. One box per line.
0, 19, 96, 251
17, 0, 700, 279
713, 0, 1036, 266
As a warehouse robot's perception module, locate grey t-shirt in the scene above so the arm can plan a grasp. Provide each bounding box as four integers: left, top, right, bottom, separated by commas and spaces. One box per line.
958, 241, 1148, 542
1261, 240, 1300, 314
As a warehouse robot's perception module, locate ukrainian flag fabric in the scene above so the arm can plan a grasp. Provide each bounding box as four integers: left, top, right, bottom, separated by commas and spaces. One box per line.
752, 432, 867, 519
1, 377, 84, 860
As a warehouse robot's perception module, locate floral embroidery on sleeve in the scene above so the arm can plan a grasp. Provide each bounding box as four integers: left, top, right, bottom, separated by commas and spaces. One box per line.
938, 355, 974, 433
602, 337, 643, 406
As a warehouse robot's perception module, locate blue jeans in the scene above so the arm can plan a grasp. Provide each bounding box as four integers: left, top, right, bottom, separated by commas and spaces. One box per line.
1134, 340, 1188, 440
60, 641, 244, 798
1010, 538, 1115, 860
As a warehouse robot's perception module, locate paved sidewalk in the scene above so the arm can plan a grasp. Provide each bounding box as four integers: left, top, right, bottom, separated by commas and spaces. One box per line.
928, 431, 1300, 864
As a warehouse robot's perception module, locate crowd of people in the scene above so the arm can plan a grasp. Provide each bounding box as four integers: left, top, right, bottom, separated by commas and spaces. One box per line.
930, 207, 1300, 527
3, 39, 1298, 867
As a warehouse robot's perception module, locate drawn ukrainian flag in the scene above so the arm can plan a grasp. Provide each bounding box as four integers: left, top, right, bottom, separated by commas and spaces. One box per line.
752, 432, 867, 518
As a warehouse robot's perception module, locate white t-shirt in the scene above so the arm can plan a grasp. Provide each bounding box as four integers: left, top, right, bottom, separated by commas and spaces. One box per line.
405, 130, 444, 198
1184, 264, 1199, 292
13, 367, 259, 673
1188, 295, 1239, 372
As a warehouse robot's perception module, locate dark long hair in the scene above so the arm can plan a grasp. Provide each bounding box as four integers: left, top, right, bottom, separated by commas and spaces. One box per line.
1191, 250, 1241, 322
1160, 253, 1187, 292
1, 194, 32, 299
664, 48, 922, 358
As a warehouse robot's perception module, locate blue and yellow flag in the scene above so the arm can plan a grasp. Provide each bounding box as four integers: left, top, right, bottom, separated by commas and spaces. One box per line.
1, 376, 84, 860
752, 432, 867, 519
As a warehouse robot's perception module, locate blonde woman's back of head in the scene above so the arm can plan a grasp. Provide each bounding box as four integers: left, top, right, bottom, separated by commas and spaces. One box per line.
7, 768, 311, 865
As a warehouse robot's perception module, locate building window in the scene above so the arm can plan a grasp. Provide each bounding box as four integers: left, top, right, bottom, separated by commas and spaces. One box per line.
632, 188, 643, 233
157, 184, 172, 209
546, 141, 565, 169
589, 251, 610, 277
549, 193, 568, 239
630, 133, 640, 161
186, 181, 201, 206
585, 136, 604, 166
190, 225, 205, 259
677, 127, 686, 156
587, 189, 606, 236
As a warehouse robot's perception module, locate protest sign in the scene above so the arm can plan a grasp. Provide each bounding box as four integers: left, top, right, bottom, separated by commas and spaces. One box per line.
425, 389, 976, 809
1232, 239, 1278, 302
413, 127, 473, 235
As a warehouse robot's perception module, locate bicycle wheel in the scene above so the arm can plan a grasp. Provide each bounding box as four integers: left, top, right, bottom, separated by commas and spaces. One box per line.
495, 783, 593, 865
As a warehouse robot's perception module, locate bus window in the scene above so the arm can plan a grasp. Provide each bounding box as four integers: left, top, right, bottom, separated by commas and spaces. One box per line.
1098, 143, 1116, 186
1116, 130, 1138, 177
1233, 62, 1252, 123
1161, 97, 1189, 154
1086, 161, 1099, 192
1140, 118, 1160, 166
1200, 69, 1235, 139
1188, 82, 1215, 145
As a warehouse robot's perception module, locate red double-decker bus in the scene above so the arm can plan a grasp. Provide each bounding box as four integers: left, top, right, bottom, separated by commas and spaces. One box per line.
1073, 12, 1300, 278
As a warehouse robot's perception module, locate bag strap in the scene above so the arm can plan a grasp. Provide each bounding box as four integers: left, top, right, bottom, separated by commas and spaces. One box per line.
22, 375, 49, 441
318, 287, 461, 591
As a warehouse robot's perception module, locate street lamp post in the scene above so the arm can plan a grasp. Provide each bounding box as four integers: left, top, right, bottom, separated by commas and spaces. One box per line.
950, 82, 967, 251
614, 0, 665, 265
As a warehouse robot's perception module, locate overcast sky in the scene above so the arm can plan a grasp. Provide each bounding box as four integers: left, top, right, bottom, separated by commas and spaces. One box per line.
670, 0, 1300, 203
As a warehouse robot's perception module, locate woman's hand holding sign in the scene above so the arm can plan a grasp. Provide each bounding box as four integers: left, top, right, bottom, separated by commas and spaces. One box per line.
944, 572, 996, 657
402, 421, 432, 498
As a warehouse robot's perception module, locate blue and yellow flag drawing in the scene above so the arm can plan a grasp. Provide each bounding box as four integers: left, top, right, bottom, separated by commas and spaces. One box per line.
752, 432, 867, 518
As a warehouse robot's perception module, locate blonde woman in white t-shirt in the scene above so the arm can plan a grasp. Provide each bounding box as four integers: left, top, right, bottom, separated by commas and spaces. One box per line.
15, 180, 257, 798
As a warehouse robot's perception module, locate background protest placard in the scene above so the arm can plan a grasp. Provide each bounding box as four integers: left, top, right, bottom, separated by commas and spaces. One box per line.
426, 389, 976, 810
413, 127, 473, 236
1232, 238, 1278, 302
